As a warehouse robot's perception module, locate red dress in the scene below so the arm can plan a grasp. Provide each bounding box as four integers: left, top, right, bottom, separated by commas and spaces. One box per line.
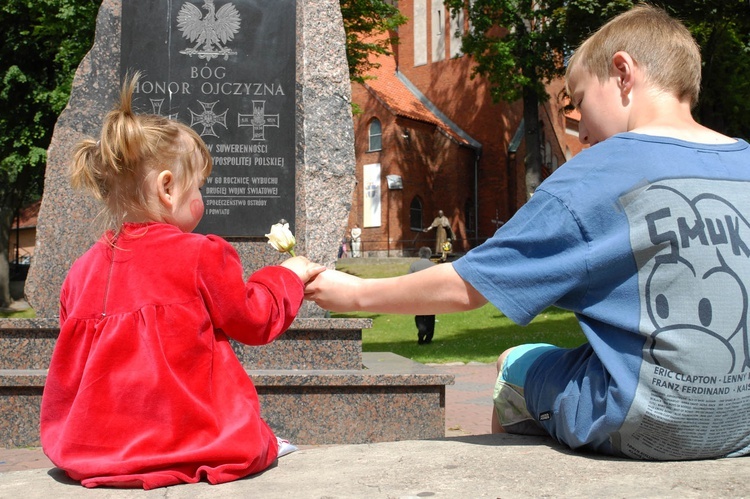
40, 222, 303, 489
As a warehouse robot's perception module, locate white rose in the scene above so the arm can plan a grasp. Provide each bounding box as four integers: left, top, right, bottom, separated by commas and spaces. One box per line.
265, 222, 296, 256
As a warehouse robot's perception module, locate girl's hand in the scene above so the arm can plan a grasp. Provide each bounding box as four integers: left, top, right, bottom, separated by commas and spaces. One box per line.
280, 256, 326, 284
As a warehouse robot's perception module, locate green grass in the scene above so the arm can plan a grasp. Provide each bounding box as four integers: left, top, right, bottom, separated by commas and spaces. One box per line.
332, 258, 586, 364
0, 308, 36, 319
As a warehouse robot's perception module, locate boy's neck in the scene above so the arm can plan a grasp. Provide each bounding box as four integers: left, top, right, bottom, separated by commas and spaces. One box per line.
629, 93, 736, 144
630, 125, 736, 144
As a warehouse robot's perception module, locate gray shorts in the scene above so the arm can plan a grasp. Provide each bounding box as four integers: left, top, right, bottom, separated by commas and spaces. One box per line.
493, 343, 558, 435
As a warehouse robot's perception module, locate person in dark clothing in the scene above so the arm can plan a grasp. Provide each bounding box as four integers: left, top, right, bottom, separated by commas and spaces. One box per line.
409, 246, 436, 344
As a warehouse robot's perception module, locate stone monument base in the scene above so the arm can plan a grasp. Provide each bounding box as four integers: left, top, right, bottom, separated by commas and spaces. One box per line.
0, 319, 453, 447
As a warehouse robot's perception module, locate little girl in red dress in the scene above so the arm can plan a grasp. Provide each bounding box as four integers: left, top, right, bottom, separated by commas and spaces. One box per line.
40, 74, 324, 489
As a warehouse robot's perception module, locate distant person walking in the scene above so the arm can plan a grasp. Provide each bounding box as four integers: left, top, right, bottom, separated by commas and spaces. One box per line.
409, 246, 436, 344
338, 235, 349, 258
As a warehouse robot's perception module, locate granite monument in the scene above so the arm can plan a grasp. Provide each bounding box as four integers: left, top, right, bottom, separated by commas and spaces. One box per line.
26, 0, 355, 317
1, 0, 452, 448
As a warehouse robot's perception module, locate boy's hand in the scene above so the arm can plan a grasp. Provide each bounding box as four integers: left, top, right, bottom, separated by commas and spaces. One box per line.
280, 256, 326, 284
303, 268, 362, 312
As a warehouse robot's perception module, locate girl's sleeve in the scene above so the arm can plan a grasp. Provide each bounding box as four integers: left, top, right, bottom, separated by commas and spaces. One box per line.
196, 235, 304, 345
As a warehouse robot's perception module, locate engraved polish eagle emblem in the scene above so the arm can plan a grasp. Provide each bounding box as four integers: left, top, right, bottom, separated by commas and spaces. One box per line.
177, 0, 241, 60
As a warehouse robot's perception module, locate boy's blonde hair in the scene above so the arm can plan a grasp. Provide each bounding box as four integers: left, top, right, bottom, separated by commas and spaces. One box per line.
566, 3, 701, 107
70, 72, 212, 233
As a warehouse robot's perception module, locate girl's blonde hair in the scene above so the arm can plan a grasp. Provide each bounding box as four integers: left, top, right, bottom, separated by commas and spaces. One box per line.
566, 3, 702, 107
70, 72, 212, 233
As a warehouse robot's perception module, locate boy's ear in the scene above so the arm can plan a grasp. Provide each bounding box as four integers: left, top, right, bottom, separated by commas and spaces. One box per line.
612, 51, 635, 94
156, 170, 175, 208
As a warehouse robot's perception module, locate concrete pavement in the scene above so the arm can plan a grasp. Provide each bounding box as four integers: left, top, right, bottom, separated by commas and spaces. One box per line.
2, 363, 749, 498
2, 434, 749, 498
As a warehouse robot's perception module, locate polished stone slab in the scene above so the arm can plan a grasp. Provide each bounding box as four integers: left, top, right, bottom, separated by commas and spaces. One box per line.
0, 319, 58, 370
0, 318, 453, 447
0, 353, 453, 447
1, 318, 369, 371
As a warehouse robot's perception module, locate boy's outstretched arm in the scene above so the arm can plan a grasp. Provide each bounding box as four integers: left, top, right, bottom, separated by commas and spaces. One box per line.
304, 262, 487, 314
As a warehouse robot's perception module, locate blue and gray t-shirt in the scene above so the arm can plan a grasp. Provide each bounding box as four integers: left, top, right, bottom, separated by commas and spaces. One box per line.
454, 133, 750, 459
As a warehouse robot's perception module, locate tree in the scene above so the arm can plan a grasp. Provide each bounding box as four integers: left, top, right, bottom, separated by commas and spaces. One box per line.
654, 0, 750, 139
444, 0, 750, 204
444, 0, 633, 200
0, 0, 100, 307
561, 1, 750, 139
339, 0, 407, 84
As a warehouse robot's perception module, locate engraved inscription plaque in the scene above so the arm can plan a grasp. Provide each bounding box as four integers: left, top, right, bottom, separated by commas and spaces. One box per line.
121, 0, 296, 236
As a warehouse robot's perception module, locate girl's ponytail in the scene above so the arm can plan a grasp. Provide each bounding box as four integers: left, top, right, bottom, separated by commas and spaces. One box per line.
69, 71, 211, 233
70, 138, 106, 200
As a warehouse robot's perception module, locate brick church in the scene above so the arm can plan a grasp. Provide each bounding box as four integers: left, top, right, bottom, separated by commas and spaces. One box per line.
345, 0, 585, 256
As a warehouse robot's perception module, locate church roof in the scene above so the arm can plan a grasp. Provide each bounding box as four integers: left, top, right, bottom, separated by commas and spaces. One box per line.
13, 200, 40, 229
361, 51, 480, 149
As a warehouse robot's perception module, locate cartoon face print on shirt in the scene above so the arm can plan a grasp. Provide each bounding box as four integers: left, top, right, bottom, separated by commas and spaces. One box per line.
646, 248, 748, 373
624, 181, 750, 375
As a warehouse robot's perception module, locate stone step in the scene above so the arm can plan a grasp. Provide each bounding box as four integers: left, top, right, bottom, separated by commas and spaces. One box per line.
1, 317, 366, 370
0, 353, 453, 447
0, 319, 57, 370
0, 318, 454, 448
232, 319, 363, 370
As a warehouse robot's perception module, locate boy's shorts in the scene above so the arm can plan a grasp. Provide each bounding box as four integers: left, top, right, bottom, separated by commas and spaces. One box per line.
493, 343, 559, 435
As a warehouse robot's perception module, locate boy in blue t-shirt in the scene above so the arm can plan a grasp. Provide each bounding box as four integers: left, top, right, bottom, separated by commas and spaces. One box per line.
306, 4, 750, 459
